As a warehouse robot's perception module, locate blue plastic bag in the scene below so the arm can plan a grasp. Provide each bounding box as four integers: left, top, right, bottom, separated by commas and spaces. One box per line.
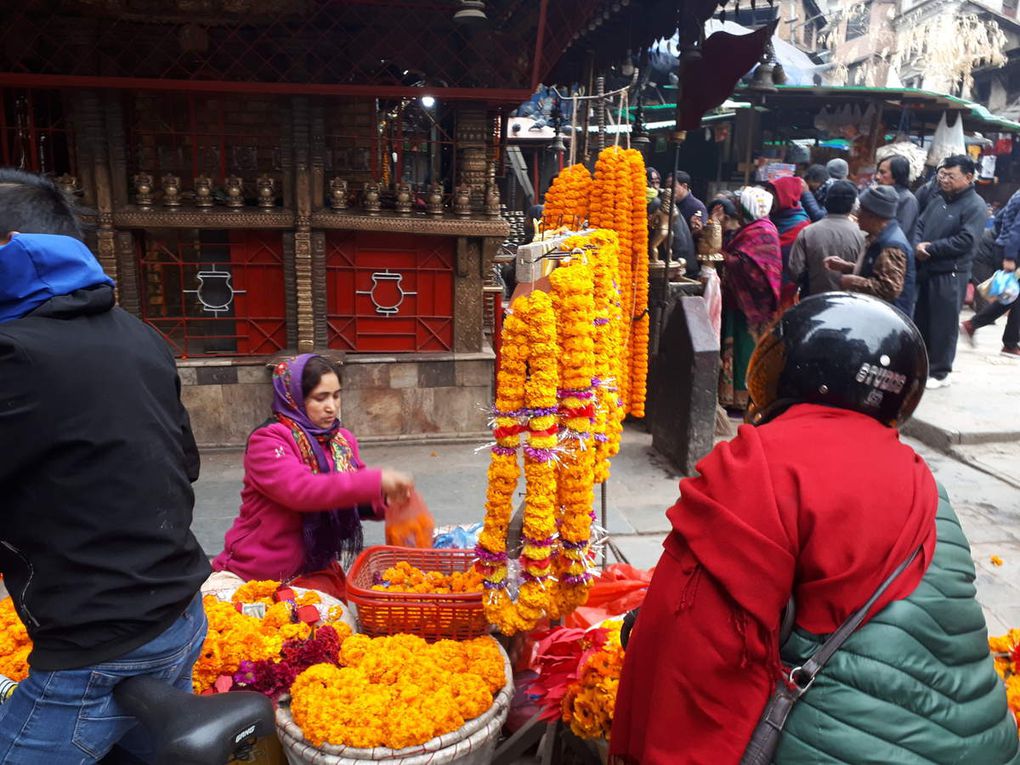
988, 269, 1019, 306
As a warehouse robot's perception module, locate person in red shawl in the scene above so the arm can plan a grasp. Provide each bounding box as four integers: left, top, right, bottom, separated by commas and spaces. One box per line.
610, 293, 1020, 765
767, 175, 813, 309
718, 187, 782, 410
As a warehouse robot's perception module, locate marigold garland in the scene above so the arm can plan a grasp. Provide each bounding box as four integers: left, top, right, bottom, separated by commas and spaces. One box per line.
477, 290, 561, 635
624, 148, 650, 417
289, 634, 506, 750
989, 628, 1020, 735
542, 163, 592, 231
549, 254, 599, 613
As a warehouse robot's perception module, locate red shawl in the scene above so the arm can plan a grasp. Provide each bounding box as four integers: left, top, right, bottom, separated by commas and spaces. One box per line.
609, 404, 937, 765
722, 218, 782, 326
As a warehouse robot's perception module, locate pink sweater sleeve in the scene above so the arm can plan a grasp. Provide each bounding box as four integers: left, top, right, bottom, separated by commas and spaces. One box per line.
245, 425, 383, 512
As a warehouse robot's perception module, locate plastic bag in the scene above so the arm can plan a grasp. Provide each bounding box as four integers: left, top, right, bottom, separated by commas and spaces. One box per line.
564, 563, 654, 629
701, 266, 723, 340
384, 490, 435, 547
927, 112, 965, 167
988, 269, 1020, 306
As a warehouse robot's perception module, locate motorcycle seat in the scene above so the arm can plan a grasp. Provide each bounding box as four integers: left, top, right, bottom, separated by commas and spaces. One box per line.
113, 675, 276, 765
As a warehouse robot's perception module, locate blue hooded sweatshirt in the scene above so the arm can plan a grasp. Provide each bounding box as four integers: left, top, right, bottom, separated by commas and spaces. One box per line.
0, 233, 113, 324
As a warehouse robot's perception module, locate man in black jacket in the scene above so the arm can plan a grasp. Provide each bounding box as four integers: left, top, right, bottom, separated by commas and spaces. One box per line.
912, 155, 988, 388
0, 170, 210, 763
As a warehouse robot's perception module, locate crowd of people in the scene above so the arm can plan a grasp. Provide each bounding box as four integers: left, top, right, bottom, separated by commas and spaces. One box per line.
648, 152, 1019, 410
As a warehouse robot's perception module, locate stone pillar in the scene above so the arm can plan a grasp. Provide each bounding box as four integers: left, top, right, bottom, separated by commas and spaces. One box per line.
648, 295, 719, 476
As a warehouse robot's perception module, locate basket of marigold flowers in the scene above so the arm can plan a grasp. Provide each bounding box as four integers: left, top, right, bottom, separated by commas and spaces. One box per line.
275, 633, 513, 764
345, 547, 487, 641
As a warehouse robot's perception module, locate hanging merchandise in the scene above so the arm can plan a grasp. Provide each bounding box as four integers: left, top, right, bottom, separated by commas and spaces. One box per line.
813, 106, 833, 133
927, 112, 966, 166
994, 135, 1013, 155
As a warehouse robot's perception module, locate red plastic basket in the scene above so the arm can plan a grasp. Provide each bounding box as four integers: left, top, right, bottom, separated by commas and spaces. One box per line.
345, 546, 488, 641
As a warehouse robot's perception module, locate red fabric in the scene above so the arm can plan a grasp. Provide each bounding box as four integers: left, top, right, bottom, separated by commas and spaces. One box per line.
676, 26, 772, 130
609, 404, 938, 765
292, 561, 347, 601
770, 176, 804, 211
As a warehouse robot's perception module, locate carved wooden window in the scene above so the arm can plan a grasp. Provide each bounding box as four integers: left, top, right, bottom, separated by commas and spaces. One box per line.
0, 89, 75, 175
325, 231, 454, 353
136, 228, 287, 357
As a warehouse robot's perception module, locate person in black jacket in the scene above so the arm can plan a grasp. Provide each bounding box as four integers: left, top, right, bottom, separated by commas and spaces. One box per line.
912, 155, 988, 388
0, 170, 210, 763
876, 155, 919, 240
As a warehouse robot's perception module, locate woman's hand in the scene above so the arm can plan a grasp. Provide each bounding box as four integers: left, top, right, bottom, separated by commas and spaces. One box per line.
689, 212, 704, 234
381, 468, 414, 506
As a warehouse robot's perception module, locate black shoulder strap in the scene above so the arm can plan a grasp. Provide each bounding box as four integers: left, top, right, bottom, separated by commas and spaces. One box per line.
788, 545, 922, 693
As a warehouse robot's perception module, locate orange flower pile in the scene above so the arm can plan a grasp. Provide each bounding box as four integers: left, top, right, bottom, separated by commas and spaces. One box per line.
0, 598, 32, 682
372, 561, 483, 594
542, 163, 592, 231
561, 619, 626, 740
989, 628, 1020, 735
232, 580, 322, 609
289, 634, 505, 749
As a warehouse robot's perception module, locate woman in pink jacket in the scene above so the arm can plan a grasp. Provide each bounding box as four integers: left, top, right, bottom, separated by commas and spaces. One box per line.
211, 354, 413, 598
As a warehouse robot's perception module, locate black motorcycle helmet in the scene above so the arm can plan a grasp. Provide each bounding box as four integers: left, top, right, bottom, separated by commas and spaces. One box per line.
745, 293, 928, 427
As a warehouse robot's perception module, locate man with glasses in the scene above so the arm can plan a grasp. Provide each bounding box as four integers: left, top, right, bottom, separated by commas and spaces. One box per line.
912, 155, 988, 388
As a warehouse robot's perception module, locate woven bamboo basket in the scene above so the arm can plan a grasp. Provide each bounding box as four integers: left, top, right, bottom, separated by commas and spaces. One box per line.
276, 642, 513, 765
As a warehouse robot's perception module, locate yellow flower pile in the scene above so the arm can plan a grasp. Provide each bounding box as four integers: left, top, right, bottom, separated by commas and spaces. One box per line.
372, 561, 483, 594
561, 619, 626, 740
289, 634, 506, 750
989, 628, 1020, 735
542, 163, 592, 231
0, 598, 31, 681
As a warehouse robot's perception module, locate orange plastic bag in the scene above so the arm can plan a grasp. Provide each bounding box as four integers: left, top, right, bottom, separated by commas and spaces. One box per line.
564, 563, 654, 629
384, 490, 435, 548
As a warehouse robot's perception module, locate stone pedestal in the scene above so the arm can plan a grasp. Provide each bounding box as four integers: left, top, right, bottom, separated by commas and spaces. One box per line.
647, 296, 719, 476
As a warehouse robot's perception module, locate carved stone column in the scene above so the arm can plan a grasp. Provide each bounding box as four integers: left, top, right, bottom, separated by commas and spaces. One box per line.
312, 230, 328, 348
456, 107, 488, 210
453, 236, 484, 353
114, 230, 139, 317
75, 91, 123, 297
292, 98, 315, 352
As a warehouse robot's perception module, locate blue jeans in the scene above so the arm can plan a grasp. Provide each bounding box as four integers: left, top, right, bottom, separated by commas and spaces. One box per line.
0, 594, 207, 764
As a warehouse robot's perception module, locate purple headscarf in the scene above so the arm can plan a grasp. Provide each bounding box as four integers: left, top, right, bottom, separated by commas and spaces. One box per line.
270, 353, 363, 572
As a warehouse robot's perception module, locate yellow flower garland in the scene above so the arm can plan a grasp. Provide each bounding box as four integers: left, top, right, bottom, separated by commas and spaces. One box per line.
625, 149, 650, 417
478, 291, 562, 635
549, 253, 598, 613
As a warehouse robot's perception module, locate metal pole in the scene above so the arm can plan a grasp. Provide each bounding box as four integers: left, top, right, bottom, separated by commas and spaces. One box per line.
595, 76, 606, 154
531, 0, 550, 91
601, 480, 608, 569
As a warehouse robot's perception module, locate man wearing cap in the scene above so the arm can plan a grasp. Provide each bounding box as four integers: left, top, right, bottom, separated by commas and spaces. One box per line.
787, 179, 865, 296
815, 158, 850, 207
825, 185, 912, 312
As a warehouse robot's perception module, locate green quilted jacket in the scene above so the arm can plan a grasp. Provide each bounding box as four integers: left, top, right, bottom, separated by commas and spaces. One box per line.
775, 487, 1020, 764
